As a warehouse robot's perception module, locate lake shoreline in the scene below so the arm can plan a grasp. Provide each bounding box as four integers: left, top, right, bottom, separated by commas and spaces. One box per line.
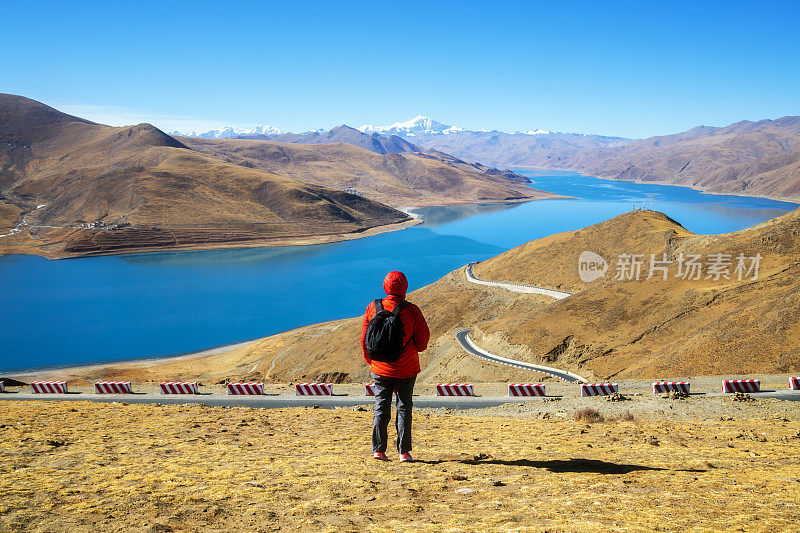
0, 194, 568, 261
3, 174, 796, 374
0, 339, 257, 378
513, 166, 800, 204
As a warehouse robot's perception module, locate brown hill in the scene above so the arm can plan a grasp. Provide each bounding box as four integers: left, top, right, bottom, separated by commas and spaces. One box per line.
178, 136, 557, 208
559, 117, 800, 200
0, 94, 559, 258
0, 94, 413, 257
41, 207, 800, 386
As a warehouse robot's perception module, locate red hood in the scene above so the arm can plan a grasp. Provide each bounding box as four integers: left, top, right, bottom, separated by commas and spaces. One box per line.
383, 271, 408, 298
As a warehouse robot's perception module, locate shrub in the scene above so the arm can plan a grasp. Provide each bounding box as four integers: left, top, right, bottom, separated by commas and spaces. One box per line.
574, 407, 604, 423
612, 410, 635, 422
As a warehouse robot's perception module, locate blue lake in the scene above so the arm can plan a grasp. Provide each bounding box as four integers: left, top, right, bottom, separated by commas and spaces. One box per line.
1, 171, 797, 372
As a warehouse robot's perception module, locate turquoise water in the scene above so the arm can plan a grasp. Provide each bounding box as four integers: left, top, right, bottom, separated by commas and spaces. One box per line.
0, 171, 796, 372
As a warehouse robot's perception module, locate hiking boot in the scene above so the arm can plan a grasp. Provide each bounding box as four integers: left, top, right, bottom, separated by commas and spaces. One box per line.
373, 452, 389, 461
399, 453, 413, 462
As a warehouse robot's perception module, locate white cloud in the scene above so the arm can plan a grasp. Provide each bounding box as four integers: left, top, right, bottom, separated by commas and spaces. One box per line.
54, 103, 232, 134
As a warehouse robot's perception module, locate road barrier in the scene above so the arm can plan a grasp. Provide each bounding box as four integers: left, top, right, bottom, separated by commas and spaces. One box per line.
31, 381, 68, 394
295, 383, 332, 396
722, 379, 760, 393
160, 382, 199, 394
652, 381, 690, 394
436, 383, 474, 396
580, 383, 618, 396
227, 382, 265, 395
791, 377, 799, 391
94, 381, 133, 394
508, 383, 546, 397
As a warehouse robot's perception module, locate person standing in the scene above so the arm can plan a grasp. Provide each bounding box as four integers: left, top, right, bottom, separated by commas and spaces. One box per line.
361, 271, 430, 462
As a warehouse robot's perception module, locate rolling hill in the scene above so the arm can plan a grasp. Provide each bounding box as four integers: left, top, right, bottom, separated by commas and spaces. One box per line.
0, 95, 557, 258
178, 136, 559, 208
45, 207, 800, 385
557, 117, 800, 200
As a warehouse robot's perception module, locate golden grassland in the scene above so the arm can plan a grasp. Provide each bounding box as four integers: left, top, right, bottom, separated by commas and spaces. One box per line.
1, 400, 799, 532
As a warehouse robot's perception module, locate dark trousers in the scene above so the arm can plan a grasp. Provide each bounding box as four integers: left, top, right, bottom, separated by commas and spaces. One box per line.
371, 372, 416, 454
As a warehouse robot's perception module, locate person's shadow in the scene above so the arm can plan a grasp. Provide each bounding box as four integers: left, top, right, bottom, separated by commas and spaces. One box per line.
416, 456, 705, 475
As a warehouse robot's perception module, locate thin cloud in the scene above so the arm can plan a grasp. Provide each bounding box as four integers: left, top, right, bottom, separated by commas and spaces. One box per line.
54, 103, 239, 134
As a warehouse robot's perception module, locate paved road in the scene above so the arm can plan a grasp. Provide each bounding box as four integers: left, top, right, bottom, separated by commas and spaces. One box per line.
706, 390, 800, 401
454, 328, 588, 383
465, 262, 573, 299
2, 388, 797, 410
0, 392, 551, 410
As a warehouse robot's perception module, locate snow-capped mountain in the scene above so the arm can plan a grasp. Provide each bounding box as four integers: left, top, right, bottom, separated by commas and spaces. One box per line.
516, 128, 552, 135
357, 115, 558, 137
358, 115, 465, 136
170, 125, 283, 139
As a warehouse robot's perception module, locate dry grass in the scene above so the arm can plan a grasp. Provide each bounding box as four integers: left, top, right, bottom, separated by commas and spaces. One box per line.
1, 401, 799, 532
574, 407, 604, 423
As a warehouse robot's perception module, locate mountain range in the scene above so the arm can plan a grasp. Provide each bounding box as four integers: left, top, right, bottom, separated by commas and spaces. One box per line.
555, 116, 800, 200
0, 95, 554, 258
174, 114, 800, 200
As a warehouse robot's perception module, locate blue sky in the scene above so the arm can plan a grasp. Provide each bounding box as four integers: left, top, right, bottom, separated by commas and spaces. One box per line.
2, 0, 798, 138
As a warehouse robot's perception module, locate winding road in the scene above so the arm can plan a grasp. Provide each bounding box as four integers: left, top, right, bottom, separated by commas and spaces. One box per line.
455, 328, 587, 383
458, 261, 586, 382
465, 262, 573, 299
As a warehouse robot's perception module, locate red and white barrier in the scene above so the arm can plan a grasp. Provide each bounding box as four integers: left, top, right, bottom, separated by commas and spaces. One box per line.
227, 382, 265, 395
508, 383, 546, 397
295, 383, 332, 396
94, 381, 133, 394
580, 383, 618, 396
722, 379, 760, 393
160, 382, 199, 394
436, 383, 474, 396
652, 381, 690, 394
31, 381, 68, 394
790, 377, 799, 391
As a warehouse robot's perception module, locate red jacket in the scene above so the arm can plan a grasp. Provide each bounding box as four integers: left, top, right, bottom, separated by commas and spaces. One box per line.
361, 271, 430, 378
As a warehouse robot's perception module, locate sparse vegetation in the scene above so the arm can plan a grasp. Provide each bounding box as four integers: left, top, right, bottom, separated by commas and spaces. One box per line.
610, 410, 635, 422
574, 407, 604, 423
2, 401, 799, 531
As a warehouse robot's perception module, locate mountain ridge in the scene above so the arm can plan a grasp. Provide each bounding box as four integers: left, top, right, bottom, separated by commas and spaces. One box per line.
556, 115, 800, 200
1, 94, 560, 258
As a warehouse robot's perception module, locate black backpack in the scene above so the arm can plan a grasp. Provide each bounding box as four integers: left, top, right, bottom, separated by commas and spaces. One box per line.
364, 299, 409, 363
